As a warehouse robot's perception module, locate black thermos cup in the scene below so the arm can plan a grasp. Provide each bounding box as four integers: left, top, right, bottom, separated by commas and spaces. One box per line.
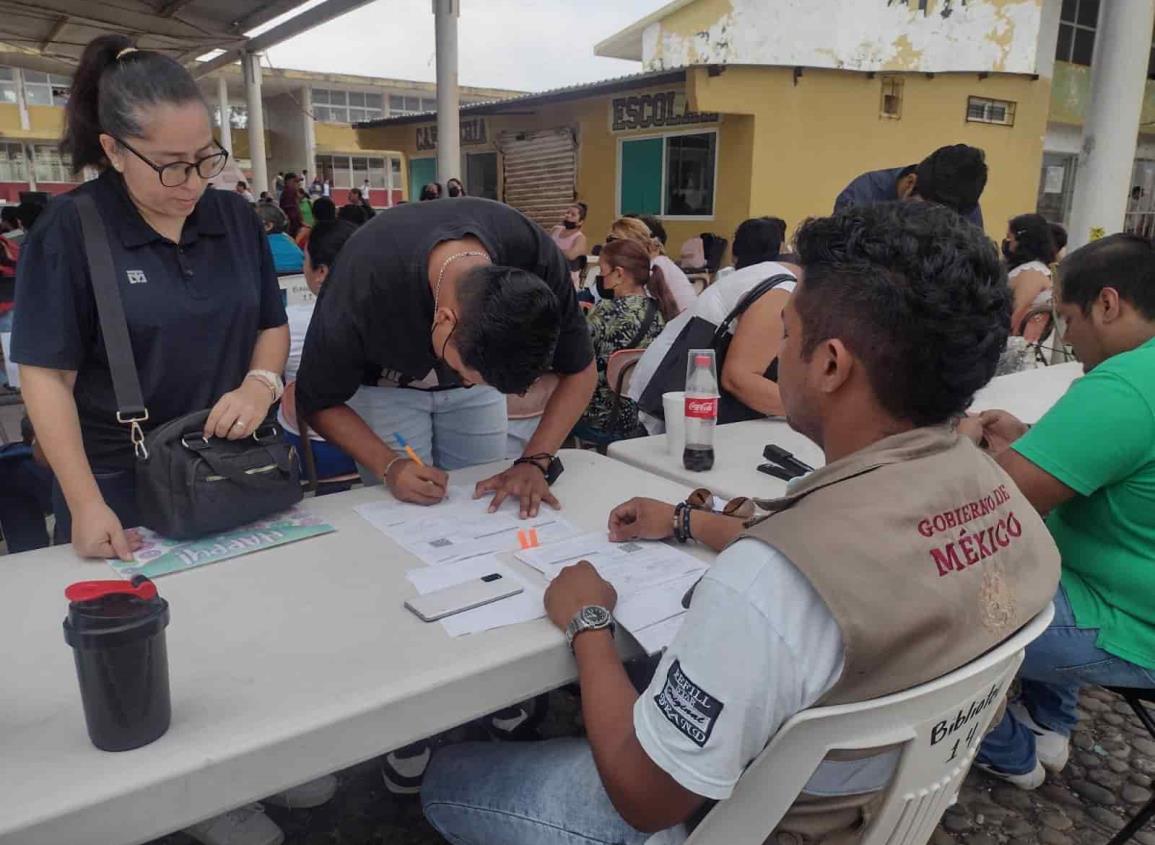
63, 576, 172, 751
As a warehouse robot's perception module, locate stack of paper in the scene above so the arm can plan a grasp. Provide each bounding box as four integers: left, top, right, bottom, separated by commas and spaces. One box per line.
516, 532, 707, 652
356, 485, 577, 566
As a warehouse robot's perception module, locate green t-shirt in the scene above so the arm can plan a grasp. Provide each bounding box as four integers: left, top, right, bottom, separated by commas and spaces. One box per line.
1013, 336, 1155, 668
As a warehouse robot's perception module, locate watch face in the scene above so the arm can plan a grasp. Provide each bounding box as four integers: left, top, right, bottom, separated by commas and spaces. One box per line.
580, 605, 610, 627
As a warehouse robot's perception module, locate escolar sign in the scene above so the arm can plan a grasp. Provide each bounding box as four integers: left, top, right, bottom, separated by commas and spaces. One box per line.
416, 117, 488, 151
610, 91, 719, 132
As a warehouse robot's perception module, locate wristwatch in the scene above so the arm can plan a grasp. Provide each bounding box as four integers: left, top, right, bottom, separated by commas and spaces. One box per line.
565, 605, 615, 652
246, 369, 284, 402
514, 453, 565, 485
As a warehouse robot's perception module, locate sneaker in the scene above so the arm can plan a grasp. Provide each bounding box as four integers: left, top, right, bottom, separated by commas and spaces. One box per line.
185, 804, 284, 845
264, 774, 338, 809
486, 693, 549, 741
381, 741, 431, 795
973, 758, 1046, 790
1009, 701, 1071, 772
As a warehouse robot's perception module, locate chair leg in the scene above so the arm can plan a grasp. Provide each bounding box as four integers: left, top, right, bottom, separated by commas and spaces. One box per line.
1105, 694, 1155, 845
1106, 796, 1155, 845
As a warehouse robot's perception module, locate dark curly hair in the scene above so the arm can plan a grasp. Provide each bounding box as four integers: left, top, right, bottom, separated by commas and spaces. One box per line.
1006, 213, 1057, 269
454, 264, 562, 394
793, 202, 1010, 427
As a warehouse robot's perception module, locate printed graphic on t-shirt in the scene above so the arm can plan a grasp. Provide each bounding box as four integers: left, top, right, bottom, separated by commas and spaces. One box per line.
654, 659, 724, 748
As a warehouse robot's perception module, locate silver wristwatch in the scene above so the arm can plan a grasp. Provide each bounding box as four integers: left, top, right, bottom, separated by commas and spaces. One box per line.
565, 605, 615, 651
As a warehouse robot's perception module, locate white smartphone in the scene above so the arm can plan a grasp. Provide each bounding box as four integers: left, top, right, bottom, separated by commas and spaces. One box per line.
404, 572, 524, 622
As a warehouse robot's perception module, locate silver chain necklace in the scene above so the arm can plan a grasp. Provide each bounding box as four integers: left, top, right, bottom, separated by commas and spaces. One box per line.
434, 250, 489, 310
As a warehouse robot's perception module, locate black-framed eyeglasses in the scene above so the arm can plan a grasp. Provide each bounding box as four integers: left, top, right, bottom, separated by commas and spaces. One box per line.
112, 136, 229, 188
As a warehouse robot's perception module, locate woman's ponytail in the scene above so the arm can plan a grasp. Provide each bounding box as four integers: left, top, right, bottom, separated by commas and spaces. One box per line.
61, 34, 207, 173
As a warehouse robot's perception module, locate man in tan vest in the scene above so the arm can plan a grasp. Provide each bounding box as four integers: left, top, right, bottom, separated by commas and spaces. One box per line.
418, 202, 1060, 845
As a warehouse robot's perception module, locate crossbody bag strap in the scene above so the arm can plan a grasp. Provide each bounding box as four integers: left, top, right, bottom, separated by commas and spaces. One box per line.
626, 297, 660, 351
710, 273, 795, 347
74, 193, 150, 458
605, 298, 659, 434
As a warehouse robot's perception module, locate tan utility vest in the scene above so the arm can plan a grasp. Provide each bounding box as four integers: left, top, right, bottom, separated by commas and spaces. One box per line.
740, 426, 1060, 844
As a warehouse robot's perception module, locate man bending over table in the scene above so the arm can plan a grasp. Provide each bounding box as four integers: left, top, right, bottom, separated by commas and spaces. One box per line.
962, 234, 1155, 789
296, 197, 595, 518
418, 202, 1061, 845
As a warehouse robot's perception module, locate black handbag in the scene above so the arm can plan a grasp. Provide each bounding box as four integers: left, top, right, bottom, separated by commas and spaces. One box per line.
637, 274, 795, 424
75, 193, 302, 540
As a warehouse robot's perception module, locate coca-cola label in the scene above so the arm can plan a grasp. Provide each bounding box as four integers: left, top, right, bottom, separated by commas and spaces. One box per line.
684, 396, 718, 420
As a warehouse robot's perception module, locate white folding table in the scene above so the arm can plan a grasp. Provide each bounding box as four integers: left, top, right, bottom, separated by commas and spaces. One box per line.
0, 451, 711, 845
607, 418, 825, 502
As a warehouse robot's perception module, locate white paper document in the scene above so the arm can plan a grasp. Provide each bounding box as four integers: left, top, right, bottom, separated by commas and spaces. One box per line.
405, 555, 545, 637
515, 532, 707, 597
515, 532, 706, 647
356, 485, 578, 566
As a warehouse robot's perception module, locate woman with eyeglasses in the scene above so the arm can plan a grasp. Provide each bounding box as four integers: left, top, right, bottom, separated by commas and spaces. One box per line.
11, 34, 289, 568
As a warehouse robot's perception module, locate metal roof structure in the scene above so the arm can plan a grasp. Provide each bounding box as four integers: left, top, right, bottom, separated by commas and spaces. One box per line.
355, 67, 686, 128
0, 0, 374, 75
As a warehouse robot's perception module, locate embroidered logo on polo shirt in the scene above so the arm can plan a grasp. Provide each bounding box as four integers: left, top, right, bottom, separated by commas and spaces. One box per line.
126, 270, 148, 285
654, 659, 723, 748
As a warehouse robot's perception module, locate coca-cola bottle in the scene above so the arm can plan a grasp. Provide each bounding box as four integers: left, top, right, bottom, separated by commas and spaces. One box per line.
683, 349, 718, 471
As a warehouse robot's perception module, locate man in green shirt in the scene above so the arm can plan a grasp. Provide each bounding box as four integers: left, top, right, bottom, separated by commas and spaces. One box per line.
967, 233, 1155, 789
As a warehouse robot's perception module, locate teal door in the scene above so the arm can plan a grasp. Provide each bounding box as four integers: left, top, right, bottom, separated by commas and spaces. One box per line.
410, 158, 438, 200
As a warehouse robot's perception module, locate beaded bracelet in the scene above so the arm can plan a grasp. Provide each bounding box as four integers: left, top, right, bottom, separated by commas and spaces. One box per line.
673, 502, 689, 544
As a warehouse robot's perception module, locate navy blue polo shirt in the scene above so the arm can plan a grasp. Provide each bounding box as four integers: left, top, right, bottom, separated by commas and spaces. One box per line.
11, 171, 286, 469
834, 165, 985, 229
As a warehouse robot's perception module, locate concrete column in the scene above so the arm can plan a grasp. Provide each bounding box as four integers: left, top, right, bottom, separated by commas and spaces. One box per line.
242, 52, 269, 196
301, 86, 317, 182
13, 68, 28, 132
433, 0, 460, 186
216, 74, 233, 157
1067, 0, 1155, 249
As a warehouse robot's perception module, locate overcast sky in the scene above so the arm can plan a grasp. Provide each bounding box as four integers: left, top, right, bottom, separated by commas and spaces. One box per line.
260, 0, 663, 92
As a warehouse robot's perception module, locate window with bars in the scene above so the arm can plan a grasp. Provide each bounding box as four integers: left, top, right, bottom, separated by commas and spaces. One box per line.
620, 130, 717, 218
23, 71, 71, 106
314, 154, 396, 190
966, 96, 1016, 126
0, 142, 26, 181
0, 68, 17, 105
32, 143, 78, 182
311, 89, 384, 124
213, 105, 248, 130
388, 95, 437, 116
880, 77, 903, 119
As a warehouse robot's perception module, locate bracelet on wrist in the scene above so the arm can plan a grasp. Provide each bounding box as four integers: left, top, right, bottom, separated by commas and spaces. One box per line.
382, 455, 410, 484
673, 502, 690, 544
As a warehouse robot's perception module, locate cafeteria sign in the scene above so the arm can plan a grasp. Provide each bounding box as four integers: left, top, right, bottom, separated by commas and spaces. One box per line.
416, 117, 488, 151
611, 90, 718, 132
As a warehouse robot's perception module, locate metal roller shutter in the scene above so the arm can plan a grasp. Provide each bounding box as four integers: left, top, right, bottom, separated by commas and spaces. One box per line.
498, 127, 577, 229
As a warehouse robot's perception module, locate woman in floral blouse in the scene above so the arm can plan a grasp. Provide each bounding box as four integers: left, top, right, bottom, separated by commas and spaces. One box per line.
577, 239, 670, 438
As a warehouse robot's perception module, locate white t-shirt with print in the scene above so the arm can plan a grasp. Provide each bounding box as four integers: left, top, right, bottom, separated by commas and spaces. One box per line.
634, 537, 844, 803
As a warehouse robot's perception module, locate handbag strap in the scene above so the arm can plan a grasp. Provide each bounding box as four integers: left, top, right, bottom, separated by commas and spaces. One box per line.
75, 193, 150, 456
710, 273, 796, 347
604, 298, 659, 435
625, 297, 660, 352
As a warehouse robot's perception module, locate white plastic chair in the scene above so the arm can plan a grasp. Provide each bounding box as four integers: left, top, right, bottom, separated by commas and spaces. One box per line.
686, 603, 1055, 845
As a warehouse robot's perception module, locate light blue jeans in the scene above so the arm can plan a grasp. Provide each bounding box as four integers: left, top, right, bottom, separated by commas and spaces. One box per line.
978, 586, 1155, 774
346, 384, 507, 479
422, 738, 653, 845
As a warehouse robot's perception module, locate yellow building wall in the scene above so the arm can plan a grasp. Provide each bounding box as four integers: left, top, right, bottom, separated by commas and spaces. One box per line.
359, 65, 1046, 250
0, 104, 20, 133
689, 65, 1050, 242
358, 84, 754, 251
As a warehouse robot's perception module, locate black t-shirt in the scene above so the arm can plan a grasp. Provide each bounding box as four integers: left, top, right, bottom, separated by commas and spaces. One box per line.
11, 171, 287, 469
296, 197, 593, 416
